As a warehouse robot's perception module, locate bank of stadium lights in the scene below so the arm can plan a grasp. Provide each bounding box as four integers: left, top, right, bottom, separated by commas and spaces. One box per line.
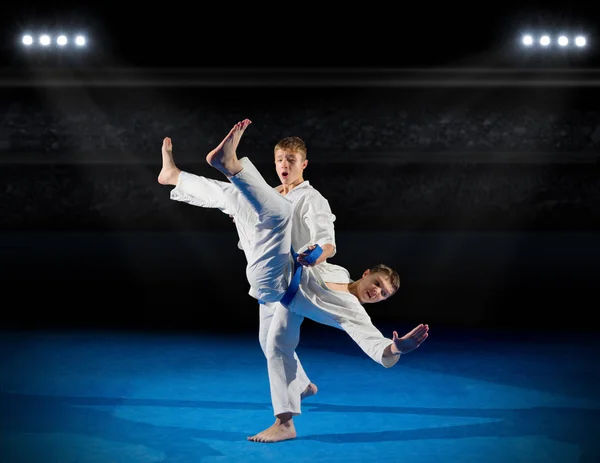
21, 33, 87, 48
521, 33, 587, 49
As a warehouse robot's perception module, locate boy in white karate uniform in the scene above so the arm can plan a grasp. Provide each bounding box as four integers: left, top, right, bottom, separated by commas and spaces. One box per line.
159, 134, 337, 433
158, 119, 429, 442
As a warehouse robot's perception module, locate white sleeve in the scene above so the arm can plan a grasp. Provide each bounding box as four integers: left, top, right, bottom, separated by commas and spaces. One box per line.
303, 192, 337, 257
341, 316, 399, 368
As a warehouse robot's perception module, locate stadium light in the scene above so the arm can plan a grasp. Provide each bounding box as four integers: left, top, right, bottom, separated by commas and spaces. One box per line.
39, 34, 51, 46
20, 32, 87, 49
519, 32, 588, 51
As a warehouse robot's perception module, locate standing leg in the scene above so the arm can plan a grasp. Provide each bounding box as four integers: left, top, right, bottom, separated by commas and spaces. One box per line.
249, 304, 306, 443
259, 303, 317, 400
258, 303, 275, 356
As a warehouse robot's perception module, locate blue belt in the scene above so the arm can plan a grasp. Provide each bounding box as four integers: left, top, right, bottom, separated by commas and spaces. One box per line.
258, 244, 323, 307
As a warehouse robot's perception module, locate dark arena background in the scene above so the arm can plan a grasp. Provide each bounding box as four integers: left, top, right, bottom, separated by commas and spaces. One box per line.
3, 74, 600, 331
0, 4, 599, 463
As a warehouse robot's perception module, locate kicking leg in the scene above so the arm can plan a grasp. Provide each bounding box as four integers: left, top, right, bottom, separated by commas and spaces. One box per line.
207, 119, 294, 304
206, 119, 291, 222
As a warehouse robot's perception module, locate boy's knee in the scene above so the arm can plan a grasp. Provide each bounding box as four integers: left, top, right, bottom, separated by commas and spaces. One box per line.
266, 328, 297, 357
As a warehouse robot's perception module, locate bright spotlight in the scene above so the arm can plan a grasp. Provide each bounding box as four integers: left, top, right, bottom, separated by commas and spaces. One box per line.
22, 35, 33, 46
56, 35, 68, 46
575, 36, 586, 47
539, 35, 550, 46
39, 34, 51, 46
75, 35, 86, 46
522, 35, 533, 46
557, 36, 568, 46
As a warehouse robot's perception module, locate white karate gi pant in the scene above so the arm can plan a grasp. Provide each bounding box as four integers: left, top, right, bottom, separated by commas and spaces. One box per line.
170, 158, 310, 415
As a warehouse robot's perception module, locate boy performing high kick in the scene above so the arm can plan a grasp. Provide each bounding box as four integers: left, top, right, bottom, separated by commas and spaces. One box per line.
159, 119, 429, 442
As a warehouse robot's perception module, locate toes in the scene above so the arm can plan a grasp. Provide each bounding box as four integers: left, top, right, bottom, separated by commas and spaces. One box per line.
248, 436, 269, 443
248, 433, 267, 442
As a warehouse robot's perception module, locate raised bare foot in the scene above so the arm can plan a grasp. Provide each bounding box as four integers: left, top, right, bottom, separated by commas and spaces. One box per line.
206, 119, 252, 177
247, 418, 296, 443
301, 382, 318, 400
158, 137, 181, 186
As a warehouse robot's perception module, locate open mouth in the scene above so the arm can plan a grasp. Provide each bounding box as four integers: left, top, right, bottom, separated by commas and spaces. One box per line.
281, 172, 289, 179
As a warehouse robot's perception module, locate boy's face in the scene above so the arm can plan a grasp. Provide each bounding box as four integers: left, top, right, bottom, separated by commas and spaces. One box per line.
274, 149, 308, 186
356, 270, 396, 304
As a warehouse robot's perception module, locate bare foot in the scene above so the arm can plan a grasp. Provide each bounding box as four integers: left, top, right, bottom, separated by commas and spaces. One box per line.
247, 417, 296, 443
206, 119, 252, 177
158, 137, 181, 186
301, 382, 318, 400
247, 385, 315, 443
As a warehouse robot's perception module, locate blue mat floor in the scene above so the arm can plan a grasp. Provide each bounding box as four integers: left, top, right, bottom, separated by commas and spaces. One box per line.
1, 324, 599, 463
